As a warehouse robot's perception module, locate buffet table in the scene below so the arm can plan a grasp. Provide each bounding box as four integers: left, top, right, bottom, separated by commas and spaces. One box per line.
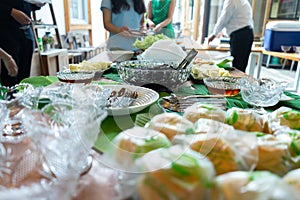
20, 65, 300, 153
5, 58, 297, 200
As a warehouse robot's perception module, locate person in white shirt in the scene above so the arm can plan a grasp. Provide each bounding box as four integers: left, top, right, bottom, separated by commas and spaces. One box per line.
208, 0, 254, 72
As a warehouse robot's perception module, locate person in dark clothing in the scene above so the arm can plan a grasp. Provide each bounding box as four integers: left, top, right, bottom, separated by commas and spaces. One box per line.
0, 1, 45, 86
207, 0, 254, 73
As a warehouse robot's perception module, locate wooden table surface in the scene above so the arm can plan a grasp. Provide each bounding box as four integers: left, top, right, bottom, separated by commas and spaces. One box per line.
262, 49, 300, 61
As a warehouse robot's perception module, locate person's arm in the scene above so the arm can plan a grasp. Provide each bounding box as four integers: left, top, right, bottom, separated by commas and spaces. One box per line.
140, 14, 146, 30
0, 48, 18, 77
146, 0, 155, 29
102, 7, 129, 35
11, 8, 32, 25
153, 0, 175, 32
208, 0, 234, 43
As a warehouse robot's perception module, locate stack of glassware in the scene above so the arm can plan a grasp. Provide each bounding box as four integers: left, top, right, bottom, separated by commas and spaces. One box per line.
0, 83, 108, 199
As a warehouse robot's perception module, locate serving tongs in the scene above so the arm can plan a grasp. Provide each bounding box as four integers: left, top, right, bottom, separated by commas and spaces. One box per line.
129, 29, 148, 38
176, 48, 198, 69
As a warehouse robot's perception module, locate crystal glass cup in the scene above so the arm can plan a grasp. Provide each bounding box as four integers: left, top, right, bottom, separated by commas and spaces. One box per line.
22, 84, 108, 179
239, 77, 288, 114
281, 45, 291, 53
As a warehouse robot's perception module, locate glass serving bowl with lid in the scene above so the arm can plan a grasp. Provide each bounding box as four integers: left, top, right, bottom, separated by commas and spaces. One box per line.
116, 60, 192, 91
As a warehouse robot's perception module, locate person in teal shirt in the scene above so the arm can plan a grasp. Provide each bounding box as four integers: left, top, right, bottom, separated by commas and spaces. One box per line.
146, 0, 175, 38
101, 0, 146, 51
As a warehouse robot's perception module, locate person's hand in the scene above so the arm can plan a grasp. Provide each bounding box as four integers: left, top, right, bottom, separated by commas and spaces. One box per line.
147, 21, 155, 29
3, 57, 18, 77
207, 34, 216, 44
153, 24, 162, 32
118, 26, 131, 37
11, 8, 31, 25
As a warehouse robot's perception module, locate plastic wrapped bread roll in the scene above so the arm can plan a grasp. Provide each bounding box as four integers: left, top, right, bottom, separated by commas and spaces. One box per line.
104, 126, 171, 170
270, 107, 300, 131
193, 118, 234, 134
136, 145, 215, 200
173, 130, 258, 175
145, 113, 194, 140
183, 103, 226, 123
256, 134, 294, 176
226, 108, 265, 132
213, 171, 294, 200
273, 128, 300, 169
283, 168, 300, 199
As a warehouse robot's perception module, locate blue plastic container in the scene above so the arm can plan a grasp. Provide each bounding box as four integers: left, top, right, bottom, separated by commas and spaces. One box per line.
264, 21, 300, 52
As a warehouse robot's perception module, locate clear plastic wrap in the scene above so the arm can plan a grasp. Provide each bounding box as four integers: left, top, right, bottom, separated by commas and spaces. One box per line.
283, 168, 300, 200
192, 118, 234, 135
273, 128, 300, 169
135, 145, 215, 200
102, 126, 171, 171
183, 103, 226, 123
226, 107, 266, 132
255, 134, 295, 176
213, 171, 294, 200
145, 112, 194, 140
173, 129, 258, 175
268, 107, 300, 132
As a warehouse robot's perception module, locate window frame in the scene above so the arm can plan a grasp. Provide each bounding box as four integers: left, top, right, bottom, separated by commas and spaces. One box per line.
63, 0, 92, 45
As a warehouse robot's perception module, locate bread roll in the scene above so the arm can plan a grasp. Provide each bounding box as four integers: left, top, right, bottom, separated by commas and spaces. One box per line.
226, 108, 265, 132
283, 168, 300, 199
146, 113, 194, 140
256, 134, 293, 176
270, 107, 300, 131
213, 171, 293, 200
183, 103, 226, 123
108, 126, 171, 170
193, 118, 234, 134
173, 129, 258, 175
137, 145, 215, 200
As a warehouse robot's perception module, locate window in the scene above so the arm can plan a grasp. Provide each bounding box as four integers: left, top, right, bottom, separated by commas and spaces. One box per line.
64, 0, 92, 46
270, 0, 300, 19
70, 0, 88, 24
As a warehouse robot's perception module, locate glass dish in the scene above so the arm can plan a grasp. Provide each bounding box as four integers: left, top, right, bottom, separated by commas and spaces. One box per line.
203, 76, 241, 96
116, 60, 191, 91
239, 77, 288, 114
281, 45, 291, 53
68, 61, 112, 81
56, 70, 94, 84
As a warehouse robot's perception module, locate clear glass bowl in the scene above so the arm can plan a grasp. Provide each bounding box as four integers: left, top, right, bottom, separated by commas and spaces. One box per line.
116, 60, 191, 90
239, 77, 288, 109
203, 76, 241, 96
281, 45, 291, 52
56, 70, 94, 84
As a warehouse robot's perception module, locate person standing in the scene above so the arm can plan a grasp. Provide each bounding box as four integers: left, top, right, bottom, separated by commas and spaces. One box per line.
208, 0, 254, 72
0, 0, 45, 87
146, 0, 176, 38
101, 0, 146, 51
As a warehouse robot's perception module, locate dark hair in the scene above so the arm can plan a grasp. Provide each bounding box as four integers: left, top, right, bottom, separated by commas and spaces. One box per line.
112, 0, 146, 14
